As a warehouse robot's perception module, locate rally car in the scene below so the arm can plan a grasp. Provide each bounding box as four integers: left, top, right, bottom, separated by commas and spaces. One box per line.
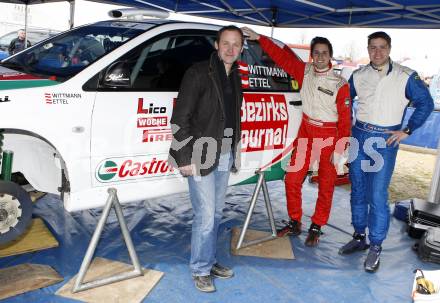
0, 13, 303, 243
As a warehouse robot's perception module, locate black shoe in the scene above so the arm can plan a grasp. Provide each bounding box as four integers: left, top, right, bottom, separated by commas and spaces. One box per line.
210, 263, 233, 279
193, 275, 215, 292
305, 223, 322, 247
339, 232, 370, 255
277, 219, 301, 237
364, 245, 382, 273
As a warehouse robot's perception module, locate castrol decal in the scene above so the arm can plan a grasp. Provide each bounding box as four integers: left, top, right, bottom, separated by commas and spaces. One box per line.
95, 154, 178, 183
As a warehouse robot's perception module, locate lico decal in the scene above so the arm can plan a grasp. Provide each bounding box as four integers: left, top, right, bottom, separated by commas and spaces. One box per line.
95, 155, 177, 183
44, 92, 82, 105
241, 93, 289, 152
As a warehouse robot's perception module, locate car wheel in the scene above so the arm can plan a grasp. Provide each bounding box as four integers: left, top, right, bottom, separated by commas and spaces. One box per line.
0, 181, 33, 245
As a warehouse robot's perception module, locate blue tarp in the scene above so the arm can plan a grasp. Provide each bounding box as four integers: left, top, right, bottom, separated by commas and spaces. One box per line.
402, 108, 440, 149
89, 0, 440, 29
0, 181, 437, 302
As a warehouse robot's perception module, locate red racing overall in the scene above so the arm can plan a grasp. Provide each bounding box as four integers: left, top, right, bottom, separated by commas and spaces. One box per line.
259, 36, 351, 226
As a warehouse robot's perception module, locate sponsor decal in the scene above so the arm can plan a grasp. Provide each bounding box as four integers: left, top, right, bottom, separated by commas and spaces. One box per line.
238, 61, 289, 90
241, 93, 289, 152
137, 116, 167, 128
317, 86, 334, 96
136, 98, 169, 141
44, 92, 82, 105
142, 129, 172, 142
97, 160, 118, 181
0, 96, 10, 103
238, 62, 250, 89
95, 155, 177, 183
291, 80, 299, 91
105, 73, 129, 82
137, 98, 167, 114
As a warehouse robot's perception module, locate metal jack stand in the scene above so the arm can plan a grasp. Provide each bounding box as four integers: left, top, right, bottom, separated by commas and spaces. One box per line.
428, 140, 440, 204
236, 170, 277, 250
72, 188, 143, 293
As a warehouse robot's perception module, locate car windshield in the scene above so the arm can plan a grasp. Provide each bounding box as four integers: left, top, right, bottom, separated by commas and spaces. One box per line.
0, 22, 149, 82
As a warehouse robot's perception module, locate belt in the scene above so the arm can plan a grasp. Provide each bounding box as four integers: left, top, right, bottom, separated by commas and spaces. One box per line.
302, 113, 337, 128
355, 120, 401, 132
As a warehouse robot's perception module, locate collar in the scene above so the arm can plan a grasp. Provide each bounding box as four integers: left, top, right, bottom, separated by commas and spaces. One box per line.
313, 62, 333, 76
369, 59, 393, 75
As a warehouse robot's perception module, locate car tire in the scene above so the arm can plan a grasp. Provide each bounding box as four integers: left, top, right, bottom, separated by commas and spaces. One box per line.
0, 181, 33, 245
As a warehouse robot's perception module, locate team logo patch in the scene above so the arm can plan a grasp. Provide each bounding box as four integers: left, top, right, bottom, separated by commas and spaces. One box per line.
317, 86, 334, 96
344, 98, 350, 106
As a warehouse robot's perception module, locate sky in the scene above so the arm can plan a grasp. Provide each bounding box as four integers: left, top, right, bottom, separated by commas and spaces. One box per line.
1, 0, 440, 67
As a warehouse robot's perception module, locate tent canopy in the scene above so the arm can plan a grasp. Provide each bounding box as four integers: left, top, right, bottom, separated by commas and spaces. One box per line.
2, 1, 440, 28
85, 0, 440, 29
0, 0, 72, 4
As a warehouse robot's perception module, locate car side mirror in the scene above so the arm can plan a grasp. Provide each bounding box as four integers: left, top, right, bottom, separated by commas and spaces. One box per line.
102, 61, 131, 88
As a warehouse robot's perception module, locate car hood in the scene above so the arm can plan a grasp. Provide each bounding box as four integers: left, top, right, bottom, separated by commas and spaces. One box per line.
0, 65, 58, 90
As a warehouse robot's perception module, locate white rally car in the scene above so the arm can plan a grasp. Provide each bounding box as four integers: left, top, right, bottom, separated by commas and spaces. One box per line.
0, 14, 302, 243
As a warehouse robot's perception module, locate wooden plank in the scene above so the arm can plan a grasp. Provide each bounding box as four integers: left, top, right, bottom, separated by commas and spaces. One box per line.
57, 257, 164, 303
0, 218, 58, 258
0, 263, 63, 300
231, 227, 295, 260
29, 191, 46, 202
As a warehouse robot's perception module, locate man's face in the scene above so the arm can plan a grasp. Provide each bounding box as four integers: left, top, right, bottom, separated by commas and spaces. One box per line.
18, 30, 25, 40
368, 38, 391, 67
215, 30, 243, 65
312, 43, 331, 70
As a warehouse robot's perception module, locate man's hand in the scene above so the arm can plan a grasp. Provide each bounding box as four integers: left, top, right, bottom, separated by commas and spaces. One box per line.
179, 164, 195, 177
241, 27, 260, 41
385, 130, 409, 147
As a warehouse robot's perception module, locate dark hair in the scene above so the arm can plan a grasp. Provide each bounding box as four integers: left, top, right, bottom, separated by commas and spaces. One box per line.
310, 36, 333, 57
216, 25, 244, 46
368, 31, 391, 47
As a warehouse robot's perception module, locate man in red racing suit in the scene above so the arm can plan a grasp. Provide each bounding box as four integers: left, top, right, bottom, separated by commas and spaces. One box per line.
242, 27, 351, 247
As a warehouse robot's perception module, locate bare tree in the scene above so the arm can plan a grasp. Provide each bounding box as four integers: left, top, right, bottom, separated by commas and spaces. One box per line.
345, 40, 358, 61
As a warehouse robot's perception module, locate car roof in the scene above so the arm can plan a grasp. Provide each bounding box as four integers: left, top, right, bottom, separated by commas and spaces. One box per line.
91, 19, 221, 30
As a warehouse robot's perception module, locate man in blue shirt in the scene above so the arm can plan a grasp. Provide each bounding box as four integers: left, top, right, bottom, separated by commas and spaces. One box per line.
339, 31, 434, 273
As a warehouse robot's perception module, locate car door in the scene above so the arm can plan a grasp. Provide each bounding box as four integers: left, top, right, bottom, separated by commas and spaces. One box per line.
231, 39, 302, 184
90, 29, 217, 187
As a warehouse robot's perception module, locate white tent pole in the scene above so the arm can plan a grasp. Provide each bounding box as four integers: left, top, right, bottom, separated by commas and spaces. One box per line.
428, 140, 440, 203
69, 0, 75, 29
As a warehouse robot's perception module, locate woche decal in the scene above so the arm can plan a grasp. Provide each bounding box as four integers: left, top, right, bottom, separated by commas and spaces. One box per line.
96, 155, 178, 183
241, 93, 289, 152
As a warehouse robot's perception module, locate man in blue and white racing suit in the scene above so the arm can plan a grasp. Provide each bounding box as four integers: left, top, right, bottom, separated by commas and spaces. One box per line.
339, 31, 434, 273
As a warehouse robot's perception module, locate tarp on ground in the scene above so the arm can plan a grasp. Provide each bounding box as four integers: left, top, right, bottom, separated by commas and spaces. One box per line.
0, 181, 435, 302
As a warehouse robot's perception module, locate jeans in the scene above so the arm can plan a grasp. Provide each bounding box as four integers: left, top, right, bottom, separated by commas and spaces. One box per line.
349, 121, 400, 246
188, 151, 233, 276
